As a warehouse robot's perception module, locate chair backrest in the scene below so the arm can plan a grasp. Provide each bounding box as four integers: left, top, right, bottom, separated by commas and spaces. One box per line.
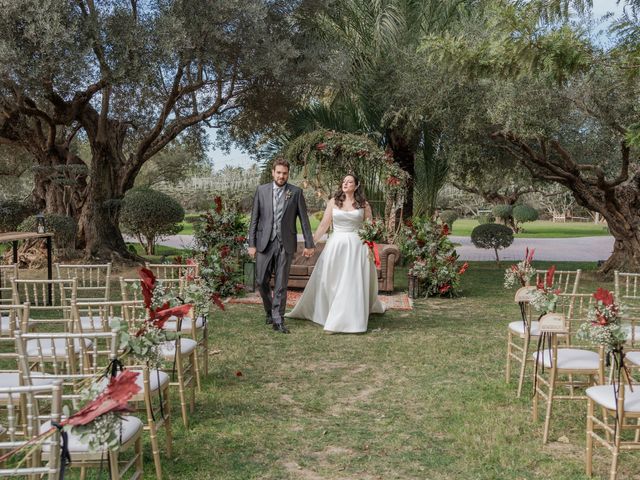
0, 383, 62, 480
534, 269, 582, 295
55, 263, 111, 302
73, 300, 147, 333
0, 264, 18, 305
145, 262, 199, 282
15, 330, 119, 409
556, 292, 595, 340
0, 303, 29, 365
11, 278, 76, 320
120, 276, 183, 303
614, 271, 640, 347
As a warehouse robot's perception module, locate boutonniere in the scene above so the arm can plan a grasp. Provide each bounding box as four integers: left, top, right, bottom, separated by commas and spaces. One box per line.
285, 190, 292, 201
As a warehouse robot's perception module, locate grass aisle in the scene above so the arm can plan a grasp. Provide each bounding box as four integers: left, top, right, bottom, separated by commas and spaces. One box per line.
164, 262, 635, 479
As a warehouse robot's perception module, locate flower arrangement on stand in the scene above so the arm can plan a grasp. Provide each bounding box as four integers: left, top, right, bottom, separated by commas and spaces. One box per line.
504, 248, 535, 289
399, 218, 468, 297
577, 288, 627, 354
357, 218, 386, 268
530, 265, 561, 313
192, 196, 248, 308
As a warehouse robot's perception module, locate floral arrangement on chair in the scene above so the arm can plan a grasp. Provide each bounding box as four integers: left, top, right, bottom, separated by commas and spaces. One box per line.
530, 265, 561, 313
399, 218, 468, 297
358, 218, 386, 268
577, 288, 627, 353
504, 248, 535, 289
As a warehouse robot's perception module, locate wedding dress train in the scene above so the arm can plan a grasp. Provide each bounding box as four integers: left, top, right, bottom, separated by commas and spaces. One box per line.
286, 208, 385, 333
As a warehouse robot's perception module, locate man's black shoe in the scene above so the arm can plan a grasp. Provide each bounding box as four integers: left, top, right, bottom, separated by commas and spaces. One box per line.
272, 322, 290, 334
265, 316, 274, 325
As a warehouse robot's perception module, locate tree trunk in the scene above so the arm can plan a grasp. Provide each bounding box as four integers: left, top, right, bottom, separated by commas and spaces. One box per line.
388, 131, 415, 218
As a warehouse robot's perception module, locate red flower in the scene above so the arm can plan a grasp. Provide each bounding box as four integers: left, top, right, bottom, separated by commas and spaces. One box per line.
441, 224, 450, 236
151, 303, 193, 330
593, 287, 614, 307
545, 265, 556, 289
316, 142, 327, 151
235, 371, 243, 377
235, 235, 246, 243
211, 293, 225, 311
458, 262, 469, 275
525, 247, 535, 263
386, 176, 401, 186
139, 267, 156, 309
439, 284, 451, 294
63, 371, 141, 427
220, 245, 231, 258
174, 255, 183, 265
214, 196, 223, 214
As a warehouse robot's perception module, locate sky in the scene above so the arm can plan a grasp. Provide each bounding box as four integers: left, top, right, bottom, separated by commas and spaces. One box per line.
206, 0, 626, 171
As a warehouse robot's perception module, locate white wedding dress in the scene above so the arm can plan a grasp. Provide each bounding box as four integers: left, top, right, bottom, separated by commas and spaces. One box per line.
286, 208, 385, 333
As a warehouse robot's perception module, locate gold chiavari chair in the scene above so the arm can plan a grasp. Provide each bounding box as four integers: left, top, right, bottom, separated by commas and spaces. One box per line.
506, 286, 539, 397
0, 382, 62, 480
11, 279, 77, 332
0, 265, 18, 306
55, 263, 111, 303
75, 299, 173, 479
15, 330, 144, 479
532, 292, 605, 444
145, 262, 199, 282
120, 279, 196, 428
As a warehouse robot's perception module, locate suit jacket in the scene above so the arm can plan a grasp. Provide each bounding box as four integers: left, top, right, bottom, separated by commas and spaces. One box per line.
248, 183, 315, 255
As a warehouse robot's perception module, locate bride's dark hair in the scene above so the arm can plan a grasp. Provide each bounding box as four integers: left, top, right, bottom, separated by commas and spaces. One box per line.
333, 174, 367, 209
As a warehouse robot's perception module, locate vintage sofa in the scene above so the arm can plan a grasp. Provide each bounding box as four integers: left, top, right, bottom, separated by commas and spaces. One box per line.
286, 241, 400, 292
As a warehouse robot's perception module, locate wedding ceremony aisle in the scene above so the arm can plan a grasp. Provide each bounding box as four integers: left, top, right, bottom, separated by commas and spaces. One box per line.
163, 261, 640, 479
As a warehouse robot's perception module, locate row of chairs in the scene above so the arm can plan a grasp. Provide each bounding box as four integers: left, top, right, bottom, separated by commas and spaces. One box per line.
505, 269, 640, 479
0, 261, 204, 479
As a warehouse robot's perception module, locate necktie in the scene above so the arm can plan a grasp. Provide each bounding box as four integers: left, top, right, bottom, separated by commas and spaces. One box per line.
273, 187, 284, 241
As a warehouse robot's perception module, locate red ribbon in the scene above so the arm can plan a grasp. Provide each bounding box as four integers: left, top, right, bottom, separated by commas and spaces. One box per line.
364, 240, 381, 269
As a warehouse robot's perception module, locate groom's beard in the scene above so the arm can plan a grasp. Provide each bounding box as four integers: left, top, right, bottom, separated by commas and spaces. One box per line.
275, 179, 287, 187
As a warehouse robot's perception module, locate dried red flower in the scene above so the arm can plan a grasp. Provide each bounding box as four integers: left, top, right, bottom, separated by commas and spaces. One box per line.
593, 287, 614, 307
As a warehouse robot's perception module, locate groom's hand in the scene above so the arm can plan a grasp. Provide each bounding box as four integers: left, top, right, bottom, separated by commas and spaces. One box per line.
248, 247, 256, 258
303, 248, 315, 258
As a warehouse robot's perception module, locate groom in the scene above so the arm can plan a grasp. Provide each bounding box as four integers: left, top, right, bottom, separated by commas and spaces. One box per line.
248, 158, 315, 333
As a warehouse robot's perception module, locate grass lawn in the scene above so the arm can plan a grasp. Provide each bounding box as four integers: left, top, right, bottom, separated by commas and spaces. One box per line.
452, 219, 610, 238
129, 260, 634, 479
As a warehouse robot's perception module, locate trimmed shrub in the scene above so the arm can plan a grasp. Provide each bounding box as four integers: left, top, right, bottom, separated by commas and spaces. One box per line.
120, 188, 184, 254
439, 210, 458, 228
477, 213, 495, 225
471, 223, 514, 264
18, 214, 77, 251
513, 204, 539, 227
0, 200, 36, 232
492, 204, 513, 225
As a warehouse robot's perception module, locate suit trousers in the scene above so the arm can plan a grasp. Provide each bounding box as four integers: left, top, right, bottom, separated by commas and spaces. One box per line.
256, 238, 293, 323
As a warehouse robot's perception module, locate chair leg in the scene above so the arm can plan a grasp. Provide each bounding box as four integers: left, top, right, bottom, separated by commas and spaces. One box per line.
202, 324, 209, 377
189, 351, 196, 413
148, 414, 163, 479
192, 334, 202, 393
586, 399, 594, 476
108, 450, 119, 480
610, 413, 623, 480
543, 367, 557, 444
163, 383, 173, 457
175, 356, 189, 428
135, 435, 144, 479
517, 333, 531, 398
506, 331, 513, 383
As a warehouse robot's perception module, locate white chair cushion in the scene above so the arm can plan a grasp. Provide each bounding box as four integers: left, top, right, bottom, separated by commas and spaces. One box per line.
0, 315, 32, 333
626, 351, 640, 366
164, 316, 204, 333
533, 348, 600, 370
622, 324, 640, 343
126, 369, 169, 392
41, 415, 143, 453
79, 316, 116, 332
160, 338, 197, 358
0, 372, 56, 398
508, 320, 540, 336
586, 385, 640, 413
26, 338, 93, 358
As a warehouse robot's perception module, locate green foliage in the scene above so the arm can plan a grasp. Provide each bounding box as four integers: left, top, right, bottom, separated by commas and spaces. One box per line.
0, 200, 35, 232
192, 197, 249, 299
399, 218, 467, 297
439, 209, 458, 227
120, 188, 184, 255
18, 214, 76, 250
492, 204, 513, 223
471, 224, 514, 263
414, 126, 449, 218
477, 213, 495, 225
513, 204, 539, 225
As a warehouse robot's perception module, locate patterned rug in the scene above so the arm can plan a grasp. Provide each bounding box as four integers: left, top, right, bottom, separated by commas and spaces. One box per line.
229, 290, 412, 311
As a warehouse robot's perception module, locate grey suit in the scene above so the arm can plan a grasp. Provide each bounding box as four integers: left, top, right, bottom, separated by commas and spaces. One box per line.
248, 182, 314, 323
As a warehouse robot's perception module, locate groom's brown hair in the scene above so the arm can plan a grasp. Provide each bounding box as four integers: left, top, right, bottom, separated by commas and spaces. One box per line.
272, 157, 290, 171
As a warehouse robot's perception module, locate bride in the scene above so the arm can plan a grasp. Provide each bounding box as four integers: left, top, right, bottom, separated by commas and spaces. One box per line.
286, 174, 385, 333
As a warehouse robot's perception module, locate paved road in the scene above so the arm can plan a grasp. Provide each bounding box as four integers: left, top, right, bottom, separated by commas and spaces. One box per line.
144, 234, 615, 262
